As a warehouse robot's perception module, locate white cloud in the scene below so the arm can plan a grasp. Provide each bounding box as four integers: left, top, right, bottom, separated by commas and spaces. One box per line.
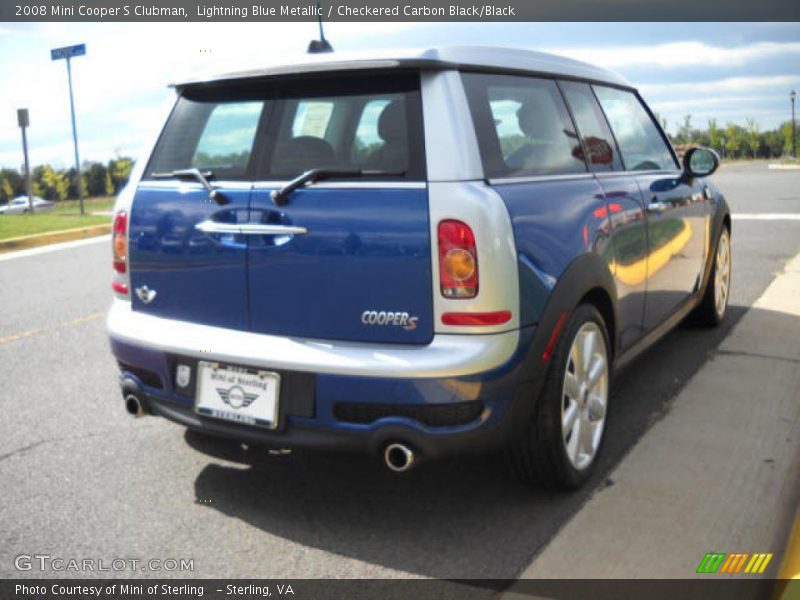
641, 74, 800, 96
548, 41, 800, 69
650, 94, 784, 112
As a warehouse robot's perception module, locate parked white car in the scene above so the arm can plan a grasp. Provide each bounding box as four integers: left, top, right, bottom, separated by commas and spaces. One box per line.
0, 196, 55, 214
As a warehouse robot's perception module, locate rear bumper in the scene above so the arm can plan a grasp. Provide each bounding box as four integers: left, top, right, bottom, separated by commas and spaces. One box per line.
108, 301, 546, 460
107, 299, 519, 379
129, 387, 535, 460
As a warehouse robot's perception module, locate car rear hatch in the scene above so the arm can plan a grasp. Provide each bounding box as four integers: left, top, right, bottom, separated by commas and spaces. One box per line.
128, 71, 433, 344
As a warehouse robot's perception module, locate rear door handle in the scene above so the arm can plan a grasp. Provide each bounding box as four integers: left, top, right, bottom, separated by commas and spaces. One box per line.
196, 221, 308, 235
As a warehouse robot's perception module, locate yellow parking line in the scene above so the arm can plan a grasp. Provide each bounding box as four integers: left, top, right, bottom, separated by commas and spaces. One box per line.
780, 512, 800, 578
0, 311, 104, 345
775, 511, 800, 600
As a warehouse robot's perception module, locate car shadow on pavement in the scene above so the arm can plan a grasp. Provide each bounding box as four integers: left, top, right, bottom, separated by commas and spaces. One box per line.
188, 305, 750, 579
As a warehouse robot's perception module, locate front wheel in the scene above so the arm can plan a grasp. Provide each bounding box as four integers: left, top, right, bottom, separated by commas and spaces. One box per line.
509, 304, 611, 490
693, 226, 731, 327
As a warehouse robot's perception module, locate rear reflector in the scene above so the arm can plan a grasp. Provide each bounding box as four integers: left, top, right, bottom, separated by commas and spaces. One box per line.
442, 311, 512, 326
542, 311, 569, 362
112, 281, 129, 295
438, 220, 478, 299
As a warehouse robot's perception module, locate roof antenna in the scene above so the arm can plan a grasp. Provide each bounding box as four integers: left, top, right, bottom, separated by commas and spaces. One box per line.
308, 0, 333, 53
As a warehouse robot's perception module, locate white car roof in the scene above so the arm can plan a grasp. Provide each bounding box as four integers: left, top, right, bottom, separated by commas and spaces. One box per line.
173, 45, 632, 90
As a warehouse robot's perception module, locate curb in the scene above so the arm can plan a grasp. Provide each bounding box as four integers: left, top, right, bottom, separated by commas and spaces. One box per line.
0, 223, 111, 253
768, 164, 800, 170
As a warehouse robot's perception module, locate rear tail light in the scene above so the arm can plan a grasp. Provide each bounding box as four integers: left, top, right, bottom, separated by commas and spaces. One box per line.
438, 220, 478, 299
112, 210, 129, 298
113, 211, 127, 274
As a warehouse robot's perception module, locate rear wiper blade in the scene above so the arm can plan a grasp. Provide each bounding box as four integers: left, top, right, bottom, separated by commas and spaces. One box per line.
151, 168, 227, 204
270, 168, 405, 206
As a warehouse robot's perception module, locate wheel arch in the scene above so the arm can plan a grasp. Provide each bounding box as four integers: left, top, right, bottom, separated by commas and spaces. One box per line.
525, 252, 620, 364
579, 287, 616, 359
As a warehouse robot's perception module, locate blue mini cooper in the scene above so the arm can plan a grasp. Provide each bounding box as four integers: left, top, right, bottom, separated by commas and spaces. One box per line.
108, 46, 730, 489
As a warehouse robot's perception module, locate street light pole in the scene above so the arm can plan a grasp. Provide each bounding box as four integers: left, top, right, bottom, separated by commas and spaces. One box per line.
791, 90, 797, 159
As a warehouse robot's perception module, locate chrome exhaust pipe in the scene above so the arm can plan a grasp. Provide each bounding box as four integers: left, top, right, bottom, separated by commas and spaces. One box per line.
384, 443, 416, 473
125, 394, 146, 418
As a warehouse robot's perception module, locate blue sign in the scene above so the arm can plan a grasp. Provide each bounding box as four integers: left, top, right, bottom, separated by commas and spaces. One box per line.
51, 44, 86, 60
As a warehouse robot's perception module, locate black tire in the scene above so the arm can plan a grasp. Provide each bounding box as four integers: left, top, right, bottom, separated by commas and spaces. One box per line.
509, 303, 611, 491
692, 226, 731, 327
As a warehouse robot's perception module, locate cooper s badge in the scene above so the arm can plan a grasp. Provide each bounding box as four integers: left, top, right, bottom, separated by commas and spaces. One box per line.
361, 310, 419, 331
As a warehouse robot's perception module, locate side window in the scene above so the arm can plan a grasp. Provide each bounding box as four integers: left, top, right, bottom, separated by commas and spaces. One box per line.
462, 73, 587, 178
351, 98, 392, 164
559, 81, 623, 172
593, 86, 677, 171
191, 101, 263, 175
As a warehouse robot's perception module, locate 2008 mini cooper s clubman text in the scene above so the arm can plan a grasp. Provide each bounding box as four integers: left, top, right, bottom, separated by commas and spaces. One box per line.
108, 46, 731, 489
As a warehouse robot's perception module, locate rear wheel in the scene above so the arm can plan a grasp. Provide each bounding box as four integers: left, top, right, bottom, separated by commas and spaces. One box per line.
509, 304, 610, 490
693, 226, 731, 327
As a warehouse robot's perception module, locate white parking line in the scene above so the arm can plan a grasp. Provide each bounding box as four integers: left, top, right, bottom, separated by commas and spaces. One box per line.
0, 235, 110, 262
732, 213, 800, 220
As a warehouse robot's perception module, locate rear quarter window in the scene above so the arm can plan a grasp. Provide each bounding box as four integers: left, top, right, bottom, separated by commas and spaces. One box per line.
558, 81, 623, 172
462, 72, 587, 178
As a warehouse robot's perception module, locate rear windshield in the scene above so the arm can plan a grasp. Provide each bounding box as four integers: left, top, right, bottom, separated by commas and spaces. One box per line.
145, 72, 426, 181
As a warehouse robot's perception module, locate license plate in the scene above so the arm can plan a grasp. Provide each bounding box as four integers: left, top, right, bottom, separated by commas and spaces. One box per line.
194, 361, 280, 429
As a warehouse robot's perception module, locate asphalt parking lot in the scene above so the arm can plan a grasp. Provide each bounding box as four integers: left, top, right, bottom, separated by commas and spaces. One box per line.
0, 161, 798, 581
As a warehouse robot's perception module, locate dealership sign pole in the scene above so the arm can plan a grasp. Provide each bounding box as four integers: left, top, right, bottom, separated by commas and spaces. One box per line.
51, 43, 86, 215
17, 108, 34, 214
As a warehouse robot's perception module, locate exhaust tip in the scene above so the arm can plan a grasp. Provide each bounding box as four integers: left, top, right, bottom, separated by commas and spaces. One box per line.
384, 442, 416, 473
125, 394, 145, 418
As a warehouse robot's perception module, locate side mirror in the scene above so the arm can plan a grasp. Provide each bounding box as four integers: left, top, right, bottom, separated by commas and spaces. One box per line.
683, 146, 720, 178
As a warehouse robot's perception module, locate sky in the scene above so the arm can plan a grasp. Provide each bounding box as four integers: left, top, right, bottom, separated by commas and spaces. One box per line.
0, 21, 799, 170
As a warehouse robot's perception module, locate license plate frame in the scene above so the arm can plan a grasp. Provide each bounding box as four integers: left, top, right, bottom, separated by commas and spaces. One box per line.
194, 361, 280, 430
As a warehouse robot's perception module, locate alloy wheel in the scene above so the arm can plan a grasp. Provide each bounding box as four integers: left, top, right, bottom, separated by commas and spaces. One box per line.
561, 322, 608, 470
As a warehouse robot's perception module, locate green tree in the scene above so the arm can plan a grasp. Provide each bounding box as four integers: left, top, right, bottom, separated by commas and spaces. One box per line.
0, 176, 14, 203
762, 129, 784, 157
104, 171, 114, 196
66, 168, 88, 199
85, 162, 109, 197
707, 119, 724, 154
676, 114, 693, 144
108, 157, 134, 193
745, 119, 761, 159
35, 165, 70, 200
780, 121, 797, 156
724, 123, 745, 159
0, 168, 24, 198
